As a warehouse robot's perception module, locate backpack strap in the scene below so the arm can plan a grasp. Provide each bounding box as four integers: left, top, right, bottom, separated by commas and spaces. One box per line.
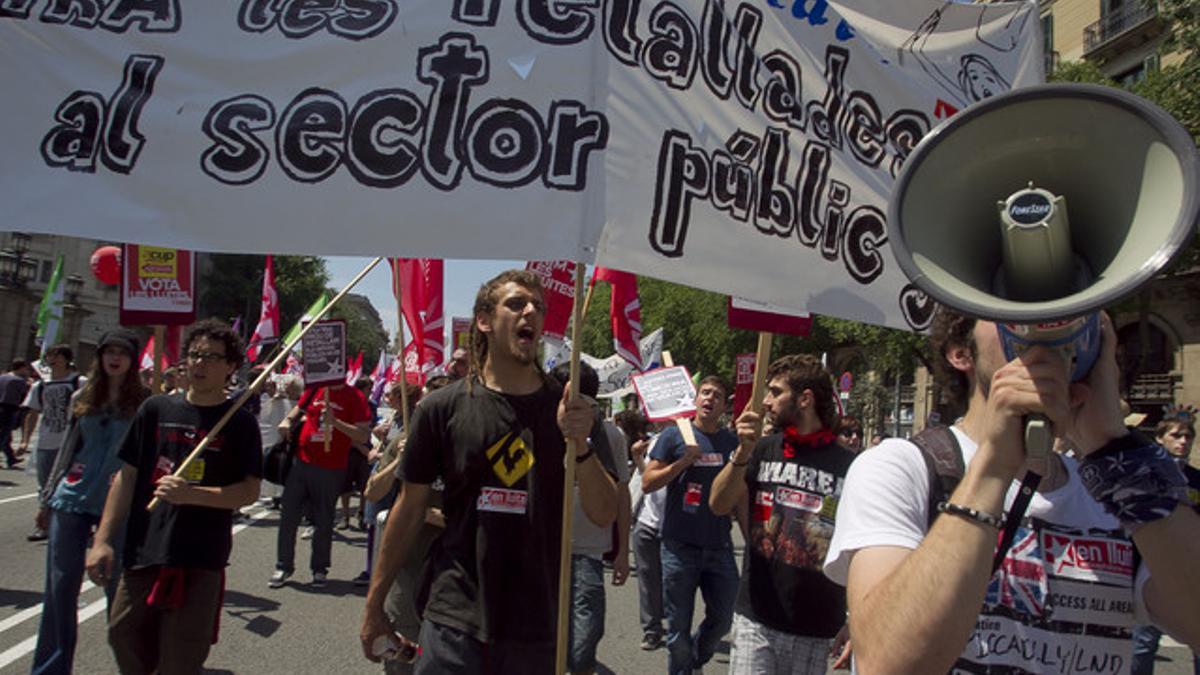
910, 426, 966, 530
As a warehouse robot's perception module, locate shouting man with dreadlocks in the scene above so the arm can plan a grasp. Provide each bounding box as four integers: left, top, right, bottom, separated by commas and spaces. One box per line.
360, 269, 619, 673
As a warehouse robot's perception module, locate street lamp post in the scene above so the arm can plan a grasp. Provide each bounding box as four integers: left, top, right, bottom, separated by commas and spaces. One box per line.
0, 232, 37, 289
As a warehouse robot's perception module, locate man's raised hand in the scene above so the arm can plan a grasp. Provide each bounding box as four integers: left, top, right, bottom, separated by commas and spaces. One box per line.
557, 382, 595, 445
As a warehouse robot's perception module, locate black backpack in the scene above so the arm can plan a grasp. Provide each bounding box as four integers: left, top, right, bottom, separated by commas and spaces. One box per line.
910, 425, 966, 529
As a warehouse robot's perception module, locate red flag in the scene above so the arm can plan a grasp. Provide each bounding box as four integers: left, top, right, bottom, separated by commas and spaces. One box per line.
246, 255, 280, 362
592, 267, 644, 370
524, 260, 577, 340
402, 341, 424, 386
385, 353, 404, 383
727, 297, 811, 336
164, 325, 181, 366
344, 351, 363, 386
139, 336, 168, 372
389, 258, 444, 381
733, 352, 756, 416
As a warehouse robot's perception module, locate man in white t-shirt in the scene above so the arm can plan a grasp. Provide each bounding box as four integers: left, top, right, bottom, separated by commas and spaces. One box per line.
21, 345, 84, 541
824, 308, 1200, 673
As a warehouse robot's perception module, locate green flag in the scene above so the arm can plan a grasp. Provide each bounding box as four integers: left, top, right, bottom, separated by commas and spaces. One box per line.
281, 291, 329, 346
34, 255, 65, 357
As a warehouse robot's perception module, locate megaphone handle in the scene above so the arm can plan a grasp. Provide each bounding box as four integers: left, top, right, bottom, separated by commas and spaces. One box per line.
990, 415, 1051, 574
1023, 414, 1052, 464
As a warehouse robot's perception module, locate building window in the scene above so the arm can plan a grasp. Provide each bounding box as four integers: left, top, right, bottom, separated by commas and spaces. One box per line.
1041, 14, 1056, 74
40, 259, 53, 283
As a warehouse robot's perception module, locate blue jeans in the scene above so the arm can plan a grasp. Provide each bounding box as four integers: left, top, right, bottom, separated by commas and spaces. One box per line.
32, 509, 120, 675
569, 555, 607, 672
1132, 623, 1200, 675
661, 538, 739, 675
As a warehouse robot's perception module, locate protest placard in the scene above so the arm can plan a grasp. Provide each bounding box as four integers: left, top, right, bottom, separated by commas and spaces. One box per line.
632, 366, 697, 423
119, 245, 196, 325
301, 320, 346, 386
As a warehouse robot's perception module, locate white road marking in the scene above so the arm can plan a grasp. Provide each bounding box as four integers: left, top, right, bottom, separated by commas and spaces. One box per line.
0, 493, 38, 506
0, 506, 272, 670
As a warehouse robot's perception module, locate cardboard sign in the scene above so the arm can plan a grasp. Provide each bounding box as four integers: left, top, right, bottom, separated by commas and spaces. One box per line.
119, 244, 196, 325
451, 317, 472, 353
733, 353, 756, 416
301, 320, 346, 386
632, 366, 697, 423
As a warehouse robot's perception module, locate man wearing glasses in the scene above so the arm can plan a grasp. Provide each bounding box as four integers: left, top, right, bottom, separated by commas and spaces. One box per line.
86, 319, 263, 674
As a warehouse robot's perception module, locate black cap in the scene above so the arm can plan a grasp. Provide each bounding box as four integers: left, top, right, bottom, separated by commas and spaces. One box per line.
98, 328, 141, 358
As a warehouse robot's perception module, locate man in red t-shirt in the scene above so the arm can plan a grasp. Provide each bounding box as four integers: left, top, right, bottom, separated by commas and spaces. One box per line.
271, 383, 371, 587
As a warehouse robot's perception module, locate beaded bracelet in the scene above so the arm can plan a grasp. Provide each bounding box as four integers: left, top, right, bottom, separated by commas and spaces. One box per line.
937, 501, 1006, 530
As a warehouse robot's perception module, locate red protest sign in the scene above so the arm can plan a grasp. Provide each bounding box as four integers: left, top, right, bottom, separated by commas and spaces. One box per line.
733, 352, 755, 416
119, 244, 196, 326
632, 366, 697, 423
727, 296, 811, 336
525, 260, 577, 340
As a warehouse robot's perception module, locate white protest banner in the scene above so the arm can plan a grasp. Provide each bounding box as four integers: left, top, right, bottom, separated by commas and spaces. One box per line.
546, 327, 664, 395
301, 320, 347, 386
0, 1, 1040, 330
633, 365, 698, 423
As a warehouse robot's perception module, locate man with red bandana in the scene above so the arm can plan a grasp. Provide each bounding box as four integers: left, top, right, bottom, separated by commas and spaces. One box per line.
710, 354, 854, 675
642, 375, 740, 675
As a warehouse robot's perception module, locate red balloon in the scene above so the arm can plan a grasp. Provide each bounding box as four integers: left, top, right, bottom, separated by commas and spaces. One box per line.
90, 246, 122, 285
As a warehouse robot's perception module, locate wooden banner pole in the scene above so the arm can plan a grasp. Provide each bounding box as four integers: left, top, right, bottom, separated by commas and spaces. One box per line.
554, 263, 587, 675
147, 256, 384, 511
748, 332, 773, 415
393, 259, 411, 434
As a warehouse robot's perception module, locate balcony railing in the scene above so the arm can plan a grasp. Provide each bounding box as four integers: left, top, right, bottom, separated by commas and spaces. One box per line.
1127, 372, 1179, 403
1084, 2, 1158, 54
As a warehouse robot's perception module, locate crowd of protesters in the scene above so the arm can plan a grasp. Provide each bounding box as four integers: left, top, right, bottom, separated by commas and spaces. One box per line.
7, 268, 1199, 674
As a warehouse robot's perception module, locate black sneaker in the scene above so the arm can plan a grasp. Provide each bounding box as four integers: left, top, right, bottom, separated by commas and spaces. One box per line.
640, 634, 662, 651
352, 571, 371, 586
311, 571, 328, 587
268, 570, 292, 588
26, 528, 47, 542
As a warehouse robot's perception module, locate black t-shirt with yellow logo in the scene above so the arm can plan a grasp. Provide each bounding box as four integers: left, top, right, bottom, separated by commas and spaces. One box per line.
401, 376, 614, 645
118, 393, 262, 570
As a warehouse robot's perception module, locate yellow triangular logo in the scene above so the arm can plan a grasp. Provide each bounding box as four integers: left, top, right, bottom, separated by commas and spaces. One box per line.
485, 431, 535, 487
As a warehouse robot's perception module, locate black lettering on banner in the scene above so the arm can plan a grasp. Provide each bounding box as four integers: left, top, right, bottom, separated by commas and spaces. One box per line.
754, 127, 794, 237
730, 4, 762, 111
418, 32, 489, 189
795, 141, 829, 247
345, 89, 423, 188
819, 180, 849, 261
649, 130, 710, 257
885, 109, 929, 179
602, 0, 642, 66
98, 0, 179, 33
39, 92, 105, 172
899, 283, 935, 331
844, 91, 884, 168
699, 0, 733, 100
640, 2, 698, 91
806, 45, 847, 148
761, 50, 804, 132
276, 88, 347, 183
236, 0, 396, 40
842, 205, 886, 284
200, 94, 276, 185
517, 0, 597, 45
464, 99, 546, 187
40, 0, 102, 28
0, 0, 36, 19
453, 0, 500, 26
101, 54, 163, 172
710, 131, 756, 222
544, 101, 608, 191
40, 54, 163, 174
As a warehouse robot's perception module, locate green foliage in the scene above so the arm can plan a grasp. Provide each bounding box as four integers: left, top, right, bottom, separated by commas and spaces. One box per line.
326, 295, 388, 372
198, 254, 330, 346
1048, 60, 1116, 86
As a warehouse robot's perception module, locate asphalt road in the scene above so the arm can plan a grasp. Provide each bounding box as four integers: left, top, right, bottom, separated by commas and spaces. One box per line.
0, 447, 1195, 674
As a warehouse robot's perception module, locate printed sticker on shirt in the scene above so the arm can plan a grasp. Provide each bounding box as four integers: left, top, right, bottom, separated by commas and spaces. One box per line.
64, 462, 86, 485
753, 490, 774, 522
693, 453, 724, 467
151, 456, 175, 484
1043, 578, 1134, 628
963, 613, 1132, 673
1041, 530, 1133, 585
774, 486, 823, 514
683, 482, 703, 513
180, 458, 206, 483
485, 431, 535, 487
477, 487, 528, 514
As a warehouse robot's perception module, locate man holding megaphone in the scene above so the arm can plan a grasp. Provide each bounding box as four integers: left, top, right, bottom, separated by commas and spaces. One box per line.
823, 83, 1200, 674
